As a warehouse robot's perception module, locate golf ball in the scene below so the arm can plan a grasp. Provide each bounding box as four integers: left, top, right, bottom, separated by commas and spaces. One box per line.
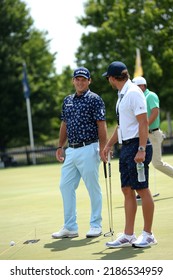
10, 241, 15, 246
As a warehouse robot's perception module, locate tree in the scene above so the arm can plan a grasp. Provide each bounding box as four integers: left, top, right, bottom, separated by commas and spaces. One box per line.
0, 0, 58, 150
75, 0, 173, 125
56, 66, 74, 119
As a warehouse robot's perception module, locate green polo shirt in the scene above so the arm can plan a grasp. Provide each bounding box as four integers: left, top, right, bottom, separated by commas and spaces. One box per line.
144, 88, 160, 129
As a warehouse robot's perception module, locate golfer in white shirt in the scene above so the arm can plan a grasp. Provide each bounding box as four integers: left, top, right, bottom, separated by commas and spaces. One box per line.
102, 61, 157, 248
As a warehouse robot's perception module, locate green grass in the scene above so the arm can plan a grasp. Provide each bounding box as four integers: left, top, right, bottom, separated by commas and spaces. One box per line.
0, 156, 173, 260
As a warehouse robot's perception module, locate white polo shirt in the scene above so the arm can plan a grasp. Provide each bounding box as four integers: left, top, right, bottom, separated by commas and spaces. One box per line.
117, 79, 147, 141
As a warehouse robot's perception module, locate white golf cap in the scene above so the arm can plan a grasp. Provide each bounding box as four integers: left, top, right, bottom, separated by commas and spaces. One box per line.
132, 76, 147, 85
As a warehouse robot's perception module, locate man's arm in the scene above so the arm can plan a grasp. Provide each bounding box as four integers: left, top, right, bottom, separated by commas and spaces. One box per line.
97, 120, 107, 160
58, 121, 67, 147
135, 112, 148, 163
148, 107, 159, 126
56, 121, 67, 162
102, 125, 119, 162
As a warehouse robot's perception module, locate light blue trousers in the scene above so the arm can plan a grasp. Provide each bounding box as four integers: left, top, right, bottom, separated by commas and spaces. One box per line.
59, 142, 102, 231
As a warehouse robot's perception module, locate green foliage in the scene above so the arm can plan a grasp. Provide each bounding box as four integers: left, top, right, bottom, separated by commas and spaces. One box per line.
160, 120, 173, 135
76, 0, 173, 121
1, 0, 173, 149
56, 66, 74, 118
0, 0, 59, 149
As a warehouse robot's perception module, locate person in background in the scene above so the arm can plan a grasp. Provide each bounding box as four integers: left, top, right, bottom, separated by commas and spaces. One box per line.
132, 76, 173, 178
52, 67, 107, 239
102, 61, 157, 248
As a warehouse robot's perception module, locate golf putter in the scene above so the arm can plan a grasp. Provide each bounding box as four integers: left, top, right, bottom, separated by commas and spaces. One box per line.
103, 151, 114, 240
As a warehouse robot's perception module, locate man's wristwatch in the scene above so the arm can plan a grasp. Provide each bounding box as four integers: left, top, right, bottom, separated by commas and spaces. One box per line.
138, 146, 146, 152
57, 146, 62, 150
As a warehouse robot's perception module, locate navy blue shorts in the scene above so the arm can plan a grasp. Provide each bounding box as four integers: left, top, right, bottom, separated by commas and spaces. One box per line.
119, 139, 152, 190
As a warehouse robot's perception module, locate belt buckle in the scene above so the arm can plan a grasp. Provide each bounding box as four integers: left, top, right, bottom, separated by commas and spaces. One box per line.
124, 140, 130, 144
70, 143, 77, 148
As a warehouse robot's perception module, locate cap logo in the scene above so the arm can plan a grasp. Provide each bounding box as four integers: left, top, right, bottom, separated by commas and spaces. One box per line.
76, 70, 88, 74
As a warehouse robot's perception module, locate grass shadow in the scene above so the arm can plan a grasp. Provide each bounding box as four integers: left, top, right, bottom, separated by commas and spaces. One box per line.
44, 237, 100, 253
44, 236, 151, 260
92, 246, 150, 260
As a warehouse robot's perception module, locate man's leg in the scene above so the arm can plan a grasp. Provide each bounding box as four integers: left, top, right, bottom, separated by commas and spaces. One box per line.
132, 188, 157, 247
75, 143, 102, 228
60, 148, 81, 231
137, 188, 154, 233
122, 187, 137, 235
149, 130, 173, 177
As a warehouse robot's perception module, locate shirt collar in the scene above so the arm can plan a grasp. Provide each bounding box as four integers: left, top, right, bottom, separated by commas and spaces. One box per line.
118, 79, 131, 97
73, 89, 90, 98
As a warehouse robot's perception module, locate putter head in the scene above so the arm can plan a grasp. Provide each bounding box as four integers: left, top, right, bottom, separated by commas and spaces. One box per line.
153, 193, 160, 197
104, 231, 114, 237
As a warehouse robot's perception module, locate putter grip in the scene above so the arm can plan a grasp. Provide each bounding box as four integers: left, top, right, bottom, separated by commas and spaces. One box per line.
108, 163, 111, 177
108, 151, 111, 163
103, 162, 107, 178
108, 152, 111, 177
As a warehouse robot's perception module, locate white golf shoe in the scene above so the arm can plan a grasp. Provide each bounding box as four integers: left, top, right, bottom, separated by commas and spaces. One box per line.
86, 227, 102, 238
52, 228, 78, 239
106, 233, 137, 248
132, 231, 157, 248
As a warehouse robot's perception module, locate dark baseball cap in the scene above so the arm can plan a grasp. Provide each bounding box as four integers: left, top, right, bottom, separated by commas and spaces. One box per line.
73, 67, 90, 79
102, 61, 127, 77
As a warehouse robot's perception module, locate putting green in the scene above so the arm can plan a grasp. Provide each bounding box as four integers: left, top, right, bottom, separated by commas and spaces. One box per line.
0, 157, 173, 260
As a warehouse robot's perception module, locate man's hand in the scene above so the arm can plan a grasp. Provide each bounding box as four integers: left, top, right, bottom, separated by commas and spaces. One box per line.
56, 148, 64, 162
134, 150, 146, 163
101, 146, 113, 163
